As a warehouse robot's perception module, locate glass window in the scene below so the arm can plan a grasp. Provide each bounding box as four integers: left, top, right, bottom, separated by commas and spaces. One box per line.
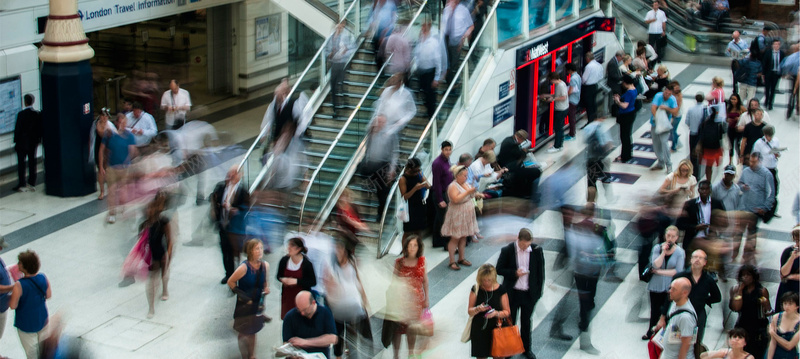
529, 0, 551, 31
556, 0, 574, 19
580, 0, 593, 11
497, 0, 523, 42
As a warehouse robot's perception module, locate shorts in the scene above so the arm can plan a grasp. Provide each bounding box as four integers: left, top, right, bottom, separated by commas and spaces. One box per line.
701, 148, 722, 166
105, 166, 129, 186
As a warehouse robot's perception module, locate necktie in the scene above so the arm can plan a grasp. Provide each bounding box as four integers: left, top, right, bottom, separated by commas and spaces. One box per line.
774, 52, 779, 72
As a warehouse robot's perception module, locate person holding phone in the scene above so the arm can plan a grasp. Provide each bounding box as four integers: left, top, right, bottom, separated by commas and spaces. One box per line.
730, 265, 771, 359
643, 226, 685, 340
399, 158, 431, 240
775, 225, 800, 305
466, 264, 510, 359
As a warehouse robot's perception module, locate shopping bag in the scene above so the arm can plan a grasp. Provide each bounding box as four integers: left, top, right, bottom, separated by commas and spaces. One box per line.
122, 229, 152, 280
490, 318, 525, 358
408, 308, 434, 336
396, 200, 410, 223
654, 109, 673, 134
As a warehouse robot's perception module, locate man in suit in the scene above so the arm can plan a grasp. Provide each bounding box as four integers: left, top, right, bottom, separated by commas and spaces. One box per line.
211, 166, 251, 283
762, 39, 785, 110
606, 50, 625, 96
676, 180, 726, 255
496, 228, 545, 359
13, 94, 43, 192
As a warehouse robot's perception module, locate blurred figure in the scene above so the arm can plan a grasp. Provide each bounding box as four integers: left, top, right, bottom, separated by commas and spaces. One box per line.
466, 264, 510, 359
211, 167, 251, 284
361, 114, 399, 220
442, 0, 473, 84
676, 180, 725, 253
584, 111, 613, 204
644, 226, 685, 340
367, 0, 397, 68
751, 125, 780, 196
282, 291, 338, 358
767, 292, 800, 359
36, 313, 85, 359
277, 237, 317, 319
227, 239, 270, 359
415, 15, 445, 119
701, 328, 753, 359
497, 130, 541, 199
399, 158, 430, 240
737, 152, 775, 264
263, 121, 308, 191
385, 236, 429, 358
13, 94, 42, 193
260, 79, 306, 153
142, 191, 174, 318
775, 226, 800, 305
636, 197, 673, 278
729, 265, 771, 359
383, 20, 412, 78
160, 79, 192, 130
9, 250, 51, 359
685, 92, 707, 177
736, 52, 762, 107
696, 105, 723, 183
442, 165, 483, 271
89, 109, 117, 200
496, 228, 545, 359
100, 114, 138, 224
372, 74, 417, 136
163, 120, 219, 204
658, 159, 697, 214
325, 233, 373, 359
430, 141, 454, 248
333, 189, 371, 237
662, 249, 721, 344
126, 102, 158, 147
327, 20, 356, 112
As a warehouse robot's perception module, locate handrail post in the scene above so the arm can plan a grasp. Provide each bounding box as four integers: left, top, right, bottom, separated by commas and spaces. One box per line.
573, 0, 580, 18
549, 0, 557, 28
522, 0, 530, 39
354, 0, 361, 34
461, 59, 469, 104
339, 0, 345, 18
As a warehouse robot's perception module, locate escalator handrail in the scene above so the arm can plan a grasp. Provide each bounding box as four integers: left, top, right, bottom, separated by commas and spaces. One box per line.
236, 0, 361, 176
373, 0, 502, 255
298, 0, 431, 229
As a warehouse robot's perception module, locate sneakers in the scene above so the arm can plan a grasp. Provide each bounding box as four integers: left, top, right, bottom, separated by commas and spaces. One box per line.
107, 215, 116, 224
650, 165, 664, 171
546, 147, 563, 153
12, 186, 26, 193
564, 135, 576, 141
26, 184, 36, 192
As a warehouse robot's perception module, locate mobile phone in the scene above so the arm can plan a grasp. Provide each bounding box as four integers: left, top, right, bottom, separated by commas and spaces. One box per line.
484, 308, 495, 317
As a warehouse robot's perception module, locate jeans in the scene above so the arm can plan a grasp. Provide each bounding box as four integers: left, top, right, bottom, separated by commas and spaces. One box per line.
575, 274, 599, 332
330, 61, 346, 110
651, 127, 672, 168
787, 76, 798, 118
670, 116, 682, 150
553, 109, 567, 148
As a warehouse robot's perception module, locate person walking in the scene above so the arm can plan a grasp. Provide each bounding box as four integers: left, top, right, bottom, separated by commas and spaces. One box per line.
644, 1, 668, 63
738, 108, 767, 166
650, 83, 680, 173
386, 236, 429, 358
738, 152, 775, 263
726, 31, 749, 94
696, 107, 725, 182
211, 167, 250, 284
13, 94, 42, 193
89, 109, 117, 200
227, 239, 270, 359
8, 250, 51, 359
325, 234, 372, 359
160, 79, 192, 130
665, 250, 722, 345
614, 76, 639, 163
327, 20, 356, 112
545, 72, 569, 153
100, 115, 138, 224
725, 94, 746, 165
581, 52, 604, 127
685, 93, 708, 178
584, 113, 613, 204
676, 181, 725, 253
277, 237, 316, 319
442, 165, 483, 270
142, 191, 174, 319
442, 0, 473, 84
415, 16, 445, 119
751, 125, 781, 197
736, 52, 763, 106
496, 228, 545, 359
762, 40, 785, 111
361, 114, 399, 220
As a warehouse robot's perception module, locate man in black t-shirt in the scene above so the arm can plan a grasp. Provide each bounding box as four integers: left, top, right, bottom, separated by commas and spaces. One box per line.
739, 108, 767, 167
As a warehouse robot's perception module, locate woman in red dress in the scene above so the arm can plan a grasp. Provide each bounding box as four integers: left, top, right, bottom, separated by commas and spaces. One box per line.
389, 235, 430, 358
276, 237, 316, 319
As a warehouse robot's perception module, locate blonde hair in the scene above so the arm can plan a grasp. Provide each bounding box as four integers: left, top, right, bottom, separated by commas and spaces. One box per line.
673, 159, 694, 179
450, 165, 467, 178
657, 64, 669, 74
482, 150, 497, 164
712, 76, 724, 88
476, 264, 498, 290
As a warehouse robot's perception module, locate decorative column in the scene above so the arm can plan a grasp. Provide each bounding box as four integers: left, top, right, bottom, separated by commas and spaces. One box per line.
38, 0, 96, 197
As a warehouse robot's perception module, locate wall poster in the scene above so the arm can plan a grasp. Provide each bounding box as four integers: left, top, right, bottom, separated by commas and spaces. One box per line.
255, 14, 281, 59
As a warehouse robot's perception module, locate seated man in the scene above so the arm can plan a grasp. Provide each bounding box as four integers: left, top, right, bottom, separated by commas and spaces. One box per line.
282, 291, 338, 358
497, 130, 541, 199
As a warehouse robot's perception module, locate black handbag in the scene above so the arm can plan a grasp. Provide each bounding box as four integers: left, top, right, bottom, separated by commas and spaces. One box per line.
641, 264, 656, 282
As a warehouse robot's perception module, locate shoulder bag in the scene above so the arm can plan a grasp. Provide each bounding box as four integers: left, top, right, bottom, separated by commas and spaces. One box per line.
491, 317, 525, 358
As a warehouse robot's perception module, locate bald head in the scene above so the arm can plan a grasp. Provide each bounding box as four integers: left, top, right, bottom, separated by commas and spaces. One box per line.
732, 31, 740, 40
669, 277, 692, 303
295, 290, 316, 318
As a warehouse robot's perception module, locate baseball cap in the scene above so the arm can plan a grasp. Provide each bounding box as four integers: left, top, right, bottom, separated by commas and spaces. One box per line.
723, 165, 736, 175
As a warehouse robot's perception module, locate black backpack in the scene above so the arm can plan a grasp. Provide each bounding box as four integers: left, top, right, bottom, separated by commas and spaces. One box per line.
734, 59, 749, 84
700, 108, 723, 149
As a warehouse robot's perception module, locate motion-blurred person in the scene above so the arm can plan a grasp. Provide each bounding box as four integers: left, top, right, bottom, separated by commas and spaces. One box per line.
775, 226, 799, 305
670, 81, 685, 152
714, 166, 745, 262
737, 152, 775, 263
13, 94, 42, 193
211, 167, 251, 284
163, 120, 219, 204
141, 191, 174, 319
496, 228, 545, 359
725, 94, 746, 166
659, 250, 721, 344
333, 189, 371, 237
385, 236, 429, 358
371, 74, 417, 136
644, 226, 685, 340
676, 180, 725, 254
100, 114, 138, 224
9, 250, 51, 359
654, 278, 697, 359
442, 165, 483, 270
282, 291, 337, 358
636, 197, 673, 278
730, 265, 771, 359
466, 264, 511, 359
399, 158, 430, 240
89, 109, 117, 200
735, 52, 762, 112
327, 20, 356, 112
497, 130, 541, 199
738, 109, 767, 167
684, 93, 707, 178
442, 0, 473, 84
260, 79, 306, 154
584, 113, 613, 204
657, 159, 697, 214
126, 102, 157, 147
263, 121, 308, 191
696, 107, 724, 182
227, 239, 270, 359
566, 63, 581, 140
613, 76, 639, 163
700, 328, 754, 359
360, 115, 399, 221
782, 44, 800, 120
544, 72, 569, 153
415, 15, 445, 118
581, 52, 604, 126
383, 20, 411, 78
367, 0, 396, 68
277, 237, 317, 319
430, 141, 453, 248
324, 233, 372, 359
767, 292, 800, 359
751, 125, 781, 197
650, 82, 679, 173
762, 39, 784, 111
160, 79, 191, 130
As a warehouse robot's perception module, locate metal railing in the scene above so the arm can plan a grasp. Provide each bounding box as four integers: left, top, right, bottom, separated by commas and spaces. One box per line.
297, 0, 431, 229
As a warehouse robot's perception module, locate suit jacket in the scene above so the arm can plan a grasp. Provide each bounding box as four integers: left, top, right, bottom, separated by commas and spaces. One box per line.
211, 181, 250, 232
762, 50, 786, 75
675, 198, 725, 245
606, 57, 623, 93
496, 242, 545, 301
14, 108, 43, 151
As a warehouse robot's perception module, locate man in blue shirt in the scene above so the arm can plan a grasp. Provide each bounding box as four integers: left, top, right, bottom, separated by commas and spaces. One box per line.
650, 83, 680, 173
100, 114, 137, 224
283, 291, 338, 358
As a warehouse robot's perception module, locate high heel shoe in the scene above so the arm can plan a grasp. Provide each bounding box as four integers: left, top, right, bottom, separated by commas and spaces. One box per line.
641, 329, 653, 341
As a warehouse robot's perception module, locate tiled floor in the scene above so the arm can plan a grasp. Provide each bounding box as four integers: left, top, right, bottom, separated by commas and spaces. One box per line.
0, 60, 797, 359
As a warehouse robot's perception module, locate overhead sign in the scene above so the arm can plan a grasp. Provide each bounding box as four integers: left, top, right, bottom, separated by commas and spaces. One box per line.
74, 0, 242, 32
516, 16, 616, 65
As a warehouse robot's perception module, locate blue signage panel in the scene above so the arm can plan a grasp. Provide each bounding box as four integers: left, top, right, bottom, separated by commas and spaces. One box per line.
493, 98, 514, 127
499, 81, 510, 100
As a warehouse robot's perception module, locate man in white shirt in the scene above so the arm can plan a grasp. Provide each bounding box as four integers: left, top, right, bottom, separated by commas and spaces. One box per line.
326, 20, 355, 111
442, 0, 474, 83
415, 16, 445, 118
751, 125, 780, 196
644, 1, 667, 63
684, 93, 708, 178
126, 102, 158, 147
726, 31, 749, 94
546, 72, 570, 152
160, 79, 192, 130
581, 52, 604, 127
467, 150, 506, 190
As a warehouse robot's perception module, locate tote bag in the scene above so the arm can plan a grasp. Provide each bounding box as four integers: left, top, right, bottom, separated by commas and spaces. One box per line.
491, 318, 525, 357
654, 109, 673, 134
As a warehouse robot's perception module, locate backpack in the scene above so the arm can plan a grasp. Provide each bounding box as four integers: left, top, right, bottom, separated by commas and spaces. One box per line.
734, 59, 749, 84
700, 110, 724, 149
